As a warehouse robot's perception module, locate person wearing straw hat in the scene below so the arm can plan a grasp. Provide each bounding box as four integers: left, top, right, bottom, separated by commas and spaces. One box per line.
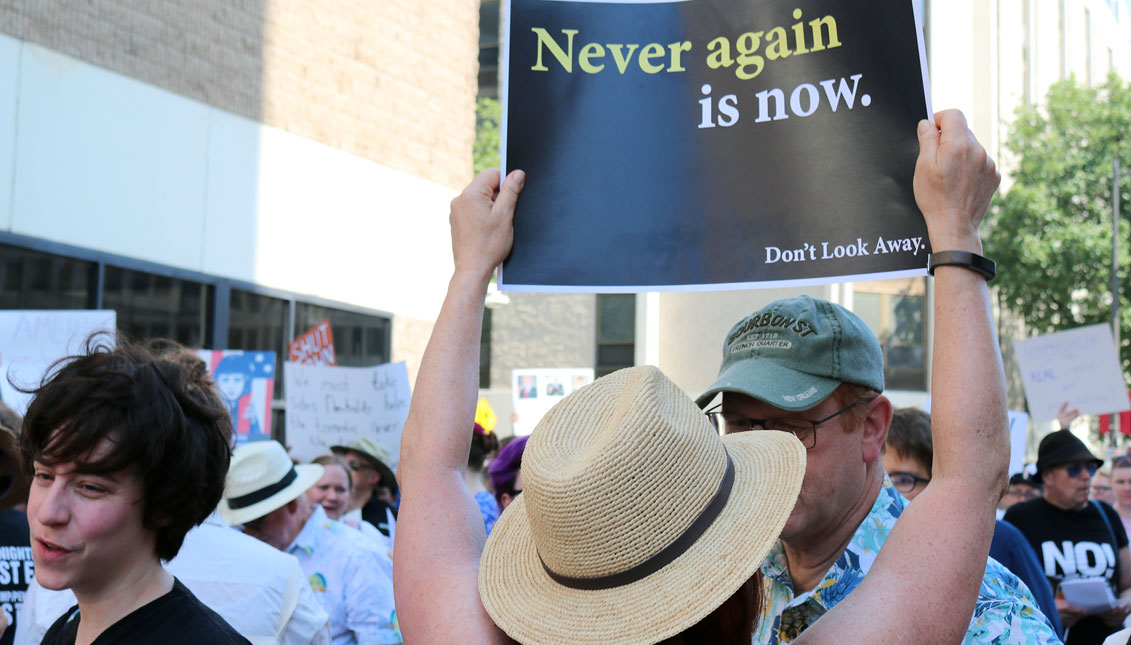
331, 438, 398, 538
395, 111, 1019, 643
222, 441, 400, 645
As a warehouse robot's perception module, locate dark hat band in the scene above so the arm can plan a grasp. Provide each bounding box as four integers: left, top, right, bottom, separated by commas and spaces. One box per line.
539, 451, 735, 591
227, 467, 298, 510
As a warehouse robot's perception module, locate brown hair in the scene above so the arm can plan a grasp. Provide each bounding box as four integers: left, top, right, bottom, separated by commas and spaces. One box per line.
660, 572, 762, 644
312, 454, 353, 492
0, 400, 21, 437
495, 572, 764, 644
20, 333, 233, 561
886, 408, 933, 477
835, 383, 881, 430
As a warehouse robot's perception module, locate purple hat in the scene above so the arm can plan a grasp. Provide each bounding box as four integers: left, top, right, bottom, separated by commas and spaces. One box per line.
488, 436, 528, 507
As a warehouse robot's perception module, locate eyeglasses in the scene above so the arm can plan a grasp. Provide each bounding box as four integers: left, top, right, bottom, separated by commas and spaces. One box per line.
1092, 485, 1113, 493
705, 399, 871, 449
1063, 462, 1099, 478
1004, 486, 1041, 500
347, 460, 375, 473
890, 472, 931, 493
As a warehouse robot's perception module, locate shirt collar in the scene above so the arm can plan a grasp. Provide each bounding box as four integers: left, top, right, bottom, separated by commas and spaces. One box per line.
288, 503, 329, 554
762, 476, 906, 609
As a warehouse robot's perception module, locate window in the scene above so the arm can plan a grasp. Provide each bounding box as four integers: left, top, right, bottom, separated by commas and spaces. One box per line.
478, 0, 501, 98
853, 278, 928, 391
0, 234, 393, 445
102, 266, 212, 347
596, 294, 635, 377
480, 307, 492, 387
229, 289, 289, 398
0, 244, 95, 309
294, 303, 390, 367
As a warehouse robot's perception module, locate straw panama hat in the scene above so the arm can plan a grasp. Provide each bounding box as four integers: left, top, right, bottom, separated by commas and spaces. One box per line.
479, 366, 806, 645
219, 441, 324, 526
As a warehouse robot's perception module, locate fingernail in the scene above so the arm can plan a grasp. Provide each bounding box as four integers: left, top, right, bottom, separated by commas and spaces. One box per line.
512, 170, 526, 187
918, 120, 931, 134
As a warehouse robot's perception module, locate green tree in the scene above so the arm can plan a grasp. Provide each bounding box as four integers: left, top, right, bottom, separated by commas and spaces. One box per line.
986, 75, 1131, 385
473, 97, 502, 175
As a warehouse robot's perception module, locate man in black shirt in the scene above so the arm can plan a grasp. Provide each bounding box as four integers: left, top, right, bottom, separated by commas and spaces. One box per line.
1005, 427, 1131, 644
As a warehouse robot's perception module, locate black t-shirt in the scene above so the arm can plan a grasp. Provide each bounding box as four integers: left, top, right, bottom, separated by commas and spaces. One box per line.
0, 509, 31, 645
1005, 497, 1129, 644
41, 579, 250, 645
361, 496, 398, 537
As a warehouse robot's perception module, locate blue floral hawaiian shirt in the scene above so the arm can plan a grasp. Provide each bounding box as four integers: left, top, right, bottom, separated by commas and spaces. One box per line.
753, 478, 1062, 644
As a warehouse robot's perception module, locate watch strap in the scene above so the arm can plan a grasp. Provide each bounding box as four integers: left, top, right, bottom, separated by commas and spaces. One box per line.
927, 250, 996, 281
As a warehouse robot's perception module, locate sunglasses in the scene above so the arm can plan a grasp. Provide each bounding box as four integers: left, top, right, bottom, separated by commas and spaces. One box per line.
1004, 487, 1040, 500
347, 460, 375, 473
1063, 462, 1099, 478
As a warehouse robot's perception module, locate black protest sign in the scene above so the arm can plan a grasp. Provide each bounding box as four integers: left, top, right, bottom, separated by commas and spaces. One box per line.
500, 0, 931, 292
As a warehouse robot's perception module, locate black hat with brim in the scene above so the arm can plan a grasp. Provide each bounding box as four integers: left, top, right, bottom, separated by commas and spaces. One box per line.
1035, 429, 1103, 477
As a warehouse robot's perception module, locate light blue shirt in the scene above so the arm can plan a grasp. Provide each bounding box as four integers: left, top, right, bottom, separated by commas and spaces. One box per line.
754, 478, 1061, 644
288, 505, 400, 644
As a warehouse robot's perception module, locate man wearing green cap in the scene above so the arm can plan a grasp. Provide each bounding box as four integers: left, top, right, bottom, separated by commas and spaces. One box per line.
332, 438, 399, 538
698, 295, 1058, 639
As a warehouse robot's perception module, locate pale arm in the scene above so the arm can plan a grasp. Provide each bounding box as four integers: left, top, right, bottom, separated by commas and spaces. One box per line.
393, 168, 524, 644
799, 110, 1006, 643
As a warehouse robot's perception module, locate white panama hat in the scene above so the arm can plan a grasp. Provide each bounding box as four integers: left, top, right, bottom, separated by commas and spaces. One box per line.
219, 441, 324, 526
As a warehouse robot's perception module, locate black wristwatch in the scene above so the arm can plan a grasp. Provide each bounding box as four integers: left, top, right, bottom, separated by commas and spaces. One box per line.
927, 251, 996, 282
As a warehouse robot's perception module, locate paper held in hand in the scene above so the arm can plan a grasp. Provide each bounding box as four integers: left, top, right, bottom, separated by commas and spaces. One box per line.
1059, 577, 1119, 614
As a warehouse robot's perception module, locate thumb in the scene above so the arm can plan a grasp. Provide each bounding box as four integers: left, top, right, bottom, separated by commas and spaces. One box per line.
916, 119, 938, 163
493, 170, 526, 218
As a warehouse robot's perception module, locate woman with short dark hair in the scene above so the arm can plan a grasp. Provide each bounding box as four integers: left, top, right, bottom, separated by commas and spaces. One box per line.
20, 335, 248, 644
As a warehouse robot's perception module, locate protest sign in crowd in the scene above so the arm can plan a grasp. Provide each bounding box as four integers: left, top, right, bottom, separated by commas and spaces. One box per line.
0, 1, 1127, 644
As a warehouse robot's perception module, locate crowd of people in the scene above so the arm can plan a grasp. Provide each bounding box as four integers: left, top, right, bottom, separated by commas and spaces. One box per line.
0, 109, 1123, 644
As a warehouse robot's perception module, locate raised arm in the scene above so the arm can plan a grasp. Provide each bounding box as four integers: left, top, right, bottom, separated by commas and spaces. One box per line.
393, 168, 524, 644
799, 110, 1006, 643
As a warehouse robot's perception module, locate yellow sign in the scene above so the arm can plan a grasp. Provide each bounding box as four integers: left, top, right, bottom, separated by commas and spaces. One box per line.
475, 397, 497, 434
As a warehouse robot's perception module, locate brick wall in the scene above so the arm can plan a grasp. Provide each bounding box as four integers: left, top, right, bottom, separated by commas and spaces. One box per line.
0, 0, 477, 189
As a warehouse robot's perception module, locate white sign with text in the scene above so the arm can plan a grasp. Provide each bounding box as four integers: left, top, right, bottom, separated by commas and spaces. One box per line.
0, 310, 116, 415
1013, 324, 1129, 423
284, 361, 411, 467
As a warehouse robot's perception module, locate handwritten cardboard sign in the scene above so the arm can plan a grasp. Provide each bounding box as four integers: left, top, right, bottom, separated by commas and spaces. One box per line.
0, 310, 116, 414
198, 350, 276, 446
1013, 324, 1130, 423
289, 318, 337, 366
500, 0, 931, 291
284, 361, 411, 467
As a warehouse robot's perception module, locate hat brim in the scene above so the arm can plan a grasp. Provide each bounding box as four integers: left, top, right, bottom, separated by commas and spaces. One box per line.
218, 464, 324, 526
478, 431, 805, 645
330, 444, 398, 494
695, 356, 841, 412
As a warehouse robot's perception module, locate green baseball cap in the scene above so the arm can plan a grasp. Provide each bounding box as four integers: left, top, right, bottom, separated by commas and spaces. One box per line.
695, 296, 884, 412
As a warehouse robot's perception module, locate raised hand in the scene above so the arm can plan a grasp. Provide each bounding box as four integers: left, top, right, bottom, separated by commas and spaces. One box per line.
450, 168, 525, 283
913, 110, 1000, 254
